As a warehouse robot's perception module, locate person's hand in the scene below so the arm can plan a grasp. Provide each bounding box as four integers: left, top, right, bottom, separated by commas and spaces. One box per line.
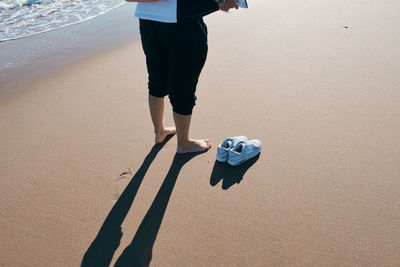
219, 0, 239, 11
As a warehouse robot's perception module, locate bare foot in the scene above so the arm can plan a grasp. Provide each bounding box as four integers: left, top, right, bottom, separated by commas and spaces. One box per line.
155, 127, 176, 144
177, 139, 212, 154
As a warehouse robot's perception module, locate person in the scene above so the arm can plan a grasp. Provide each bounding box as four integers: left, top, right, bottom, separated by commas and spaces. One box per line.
129, 0, 239, 153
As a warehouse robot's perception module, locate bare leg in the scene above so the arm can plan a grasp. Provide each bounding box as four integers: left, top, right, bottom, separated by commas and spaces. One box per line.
173, 112, 212, 154
148, 95, 176, 143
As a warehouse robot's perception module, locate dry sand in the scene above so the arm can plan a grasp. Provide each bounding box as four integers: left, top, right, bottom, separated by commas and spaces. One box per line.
1, 0, 400, 265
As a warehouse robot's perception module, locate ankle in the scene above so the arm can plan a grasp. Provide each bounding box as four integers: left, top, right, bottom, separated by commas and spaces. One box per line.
177, 139, 190, 147
154, 127, 165, 135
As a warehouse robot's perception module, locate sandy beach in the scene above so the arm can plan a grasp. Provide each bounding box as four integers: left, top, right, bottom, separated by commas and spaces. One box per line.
1, 0, 400, 265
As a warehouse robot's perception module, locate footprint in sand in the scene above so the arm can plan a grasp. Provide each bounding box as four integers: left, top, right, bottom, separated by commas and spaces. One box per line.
112, 168, 132, 201
119, 169, 132, 177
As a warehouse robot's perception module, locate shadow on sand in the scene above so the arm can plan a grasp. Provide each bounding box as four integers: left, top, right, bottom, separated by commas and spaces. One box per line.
210, 153, 260, 190
81, 135, 204, 267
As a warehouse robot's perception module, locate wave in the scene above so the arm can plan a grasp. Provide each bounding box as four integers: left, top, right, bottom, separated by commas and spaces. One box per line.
0, 0, 41, 10
0, 0, 125, 42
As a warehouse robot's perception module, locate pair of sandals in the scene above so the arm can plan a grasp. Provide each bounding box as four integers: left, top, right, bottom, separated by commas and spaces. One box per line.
216, 136, 262, 166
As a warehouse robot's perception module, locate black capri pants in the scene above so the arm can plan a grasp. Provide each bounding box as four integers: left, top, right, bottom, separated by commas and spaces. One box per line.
139, 17, 208, 115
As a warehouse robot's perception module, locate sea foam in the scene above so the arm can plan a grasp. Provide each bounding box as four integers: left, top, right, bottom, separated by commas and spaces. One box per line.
0, 0, 125, 42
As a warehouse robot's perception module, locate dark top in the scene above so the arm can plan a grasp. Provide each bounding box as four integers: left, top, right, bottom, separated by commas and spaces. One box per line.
177, 0, 220, 20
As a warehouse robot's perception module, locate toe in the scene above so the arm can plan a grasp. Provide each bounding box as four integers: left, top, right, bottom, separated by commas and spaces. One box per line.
205, 139, 212, 147
165, 126, 176, 134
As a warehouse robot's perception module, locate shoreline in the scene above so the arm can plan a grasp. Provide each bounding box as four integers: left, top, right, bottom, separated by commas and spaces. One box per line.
0, 3, 140, 99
